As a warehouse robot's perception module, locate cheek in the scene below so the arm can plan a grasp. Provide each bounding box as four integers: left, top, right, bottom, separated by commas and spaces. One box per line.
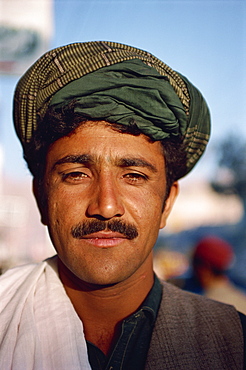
46, 189, 70, 229
129, 187, 166, 226
46, 187, 90, 243
47, 187, 78, 215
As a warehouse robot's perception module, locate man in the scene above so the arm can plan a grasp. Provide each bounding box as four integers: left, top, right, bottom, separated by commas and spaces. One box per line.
184, 235, 246, 314
0, 41, 245, 369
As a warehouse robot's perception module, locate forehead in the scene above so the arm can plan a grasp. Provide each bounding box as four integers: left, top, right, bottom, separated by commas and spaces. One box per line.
47, 121, 165, 167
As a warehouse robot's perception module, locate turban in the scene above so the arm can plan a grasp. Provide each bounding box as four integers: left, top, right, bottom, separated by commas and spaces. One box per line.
13, 41, 210, 175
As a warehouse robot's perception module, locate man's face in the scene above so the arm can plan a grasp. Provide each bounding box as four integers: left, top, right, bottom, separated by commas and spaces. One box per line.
37, 121, 177, 286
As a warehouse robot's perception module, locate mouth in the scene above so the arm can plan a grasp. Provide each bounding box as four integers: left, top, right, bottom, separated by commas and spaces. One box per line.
82, 231, 128, 248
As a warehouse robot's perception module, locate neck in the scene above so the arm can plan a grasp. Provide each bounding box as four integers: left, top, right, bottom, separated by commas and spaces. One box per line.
58, 256, 154, 355
205, 274, 228, 289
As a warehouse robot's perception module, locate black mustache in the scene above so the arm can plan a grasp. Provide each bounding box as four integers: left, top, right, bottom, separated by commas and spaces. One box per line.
71, 219, 138, 240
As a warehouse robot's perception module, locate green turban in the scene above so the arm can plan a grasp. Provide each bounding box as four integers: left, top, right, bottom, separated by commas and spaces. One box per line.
13, 41, 210, 175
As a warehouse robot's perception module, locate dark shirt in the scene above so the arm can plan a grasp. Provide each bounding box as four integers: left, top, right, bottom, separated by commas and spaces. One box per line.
86, 275, 162, 370
87, 277, 246, 370
239, 312, 246, 370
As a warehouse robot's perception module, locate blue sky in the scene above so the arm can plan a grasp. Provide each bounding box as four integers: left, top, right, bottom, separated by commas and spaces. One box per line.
1, 0, 245, 180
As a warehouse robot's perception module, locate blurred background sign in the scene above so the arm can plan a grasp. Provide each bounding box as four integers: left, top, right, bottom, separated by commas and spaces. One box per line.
0, 0, 53, 75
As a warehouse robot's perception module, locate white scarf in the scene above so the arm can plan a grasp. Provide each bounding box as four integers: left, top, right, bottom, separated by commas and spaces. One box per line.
0, 256, 91, 370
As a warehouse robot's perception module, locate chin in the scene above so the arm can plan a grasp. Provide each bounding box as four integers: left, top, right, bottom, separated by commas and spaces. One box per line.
78, 270, 132, 287
58, 253, 143, 288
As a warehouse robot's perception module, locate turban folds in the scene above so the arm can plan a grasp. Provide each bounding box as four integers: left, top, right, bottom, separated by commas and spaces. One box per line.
13, 41, 210, 175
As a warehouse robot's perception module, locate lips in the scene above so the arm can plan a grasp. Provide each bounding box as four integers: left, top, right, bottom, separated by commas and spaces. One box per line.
82, 231, 127, 248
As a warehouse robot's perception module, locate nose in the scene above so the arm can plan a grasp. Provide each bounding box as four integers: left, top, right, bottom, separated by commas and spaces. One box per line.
86, 172, 125, 220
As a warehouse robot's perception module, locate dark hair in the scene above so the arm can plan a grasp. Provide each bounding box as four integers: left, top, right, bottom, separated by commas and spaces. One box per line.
25, 101, 187, 198
193, 257, 226, 277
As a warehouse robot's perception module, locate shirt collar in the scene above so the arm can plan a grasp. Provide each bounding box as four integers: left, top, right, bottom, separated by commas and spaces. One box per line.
139, 274, 162, 323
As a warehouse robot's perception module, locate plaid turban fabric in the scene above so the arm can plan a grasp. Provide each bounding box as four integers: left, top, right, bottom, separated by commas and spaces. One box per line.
13, 41, 210, 175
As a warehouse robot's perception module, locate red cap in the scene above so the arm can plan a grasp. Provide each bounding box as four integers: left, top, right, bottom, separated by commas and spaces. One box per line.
194, 236, 234, 270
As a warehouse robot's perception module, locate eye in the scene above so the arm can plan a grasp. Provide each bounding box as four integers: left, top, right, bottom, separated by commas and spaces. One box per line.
123, 172, 148, 185
62, 171, 89, 183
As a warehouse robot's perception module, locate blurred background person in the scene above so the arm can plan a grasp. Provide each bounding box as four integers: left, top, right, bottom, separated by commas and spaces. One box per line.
183, 236, 246, 314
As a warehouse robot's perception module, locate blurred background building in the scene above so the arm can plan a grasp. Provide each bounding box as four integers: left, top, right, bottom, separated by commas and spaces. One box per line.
0, 0, 54, 270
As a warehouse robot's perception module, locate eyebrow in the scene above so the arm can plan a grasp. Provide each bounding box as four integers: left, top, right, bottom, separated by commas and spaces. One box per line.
116, 157, 158, 173
53, 154, 157, 173
53, 154, 93, 170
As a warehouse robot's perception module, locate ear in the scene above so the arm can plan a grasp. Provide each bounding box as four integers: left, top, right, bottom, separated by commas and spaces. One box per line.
32, 178, 48, 225
159, 181, 179, 229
